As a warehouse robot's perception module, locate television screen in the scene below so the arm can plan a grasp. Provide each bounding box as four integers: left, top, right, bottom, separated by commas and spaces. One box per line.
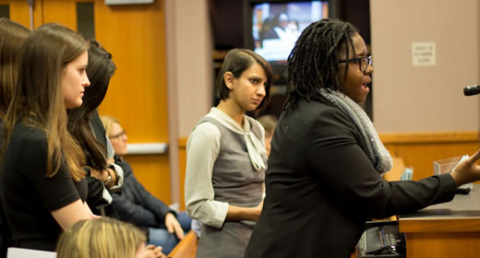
252, 1, 328, 63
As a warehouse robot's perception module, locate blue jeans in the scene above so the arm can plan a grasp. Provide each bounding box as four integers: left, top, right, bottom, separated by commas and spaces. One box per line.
148, 212, 192, 254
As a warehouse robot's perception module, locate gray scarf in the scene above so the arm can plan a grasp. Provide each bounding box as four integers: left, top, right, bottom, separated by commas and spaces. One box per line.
319, 89, 392, 173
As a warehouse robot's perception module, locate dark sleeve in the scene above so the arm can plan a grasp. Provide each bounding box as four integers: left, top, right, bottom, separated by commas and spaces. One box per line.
111, 191, 159, 227
19, 129, 81, 212
85, 175, 110, 213
130, 174, 175, 223
305, 107, 456, 218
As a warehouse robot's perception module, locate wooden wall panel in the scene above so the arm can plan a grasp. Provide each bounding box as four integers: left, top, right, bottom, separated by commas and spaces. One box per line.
0, 0, 30, 28
94, 0, 168, 143
381, 132, 480, 181
41, 0, 77, 29
93, 0, 170, 202
178, 138, 188, 211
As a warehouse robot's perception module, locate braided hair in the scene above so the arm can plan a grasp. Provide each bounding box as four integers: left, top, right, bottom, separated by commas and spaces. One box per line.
285, 19, 358, 109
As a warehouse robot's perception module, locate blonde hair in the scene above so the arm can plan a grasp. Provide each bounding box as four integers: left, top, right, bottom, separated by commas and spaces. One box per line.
56, 217, 146, 258
99, 115, 120, 137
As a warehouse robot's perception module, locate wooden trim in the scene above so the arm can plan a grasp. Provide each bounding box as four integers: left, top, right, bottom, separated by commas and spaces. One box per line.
167, 230, 198, 258
399, 218, 480, 233
379, 131, 480, 144
178, 137, 188, 148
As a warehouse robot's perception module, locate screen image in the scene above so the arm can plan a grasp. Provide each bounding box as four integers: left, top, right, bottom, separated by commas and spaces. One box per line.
252, 1, 328, 63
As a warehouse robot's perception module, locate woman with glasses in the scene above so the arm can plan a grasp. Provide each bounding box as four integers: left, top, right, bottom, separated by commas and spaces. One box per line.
100, 115, 192, 255
245, 18, 480, 258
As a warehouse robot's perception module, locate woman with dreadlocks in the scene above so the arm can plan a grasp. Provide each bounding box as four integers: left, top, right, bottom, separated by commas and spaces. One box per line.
245, 18, 480, 258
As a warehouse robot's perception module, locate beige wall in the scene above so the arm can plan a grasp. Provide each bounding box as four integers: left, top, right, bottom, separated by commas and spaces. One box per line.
170, 0, 480, 137
165, 0, 213, 205
166, 0, 213, 139
370, 0, 480, 133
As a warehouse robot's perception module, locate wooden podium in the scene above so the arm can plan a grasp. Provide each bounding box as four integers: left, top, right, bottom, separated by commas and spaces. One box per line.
398, 186, 480, 258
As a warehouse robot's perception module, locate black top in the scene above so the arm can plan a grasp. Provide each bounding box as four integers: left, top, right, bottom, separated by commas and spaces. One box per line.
245, 98, 457, 258
0, 121, 87, 251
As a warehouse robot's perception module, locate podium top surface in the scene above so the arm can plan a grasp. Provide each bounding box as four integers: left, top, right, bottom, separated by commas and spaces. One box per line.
398, 186, 480, 233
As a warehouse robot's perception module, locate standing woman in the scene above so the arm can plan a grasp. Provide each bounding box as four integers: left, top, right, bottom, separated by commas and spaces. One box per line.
0, 23, 97, 251
185, 48, 272, 258
245, 19, 480, 258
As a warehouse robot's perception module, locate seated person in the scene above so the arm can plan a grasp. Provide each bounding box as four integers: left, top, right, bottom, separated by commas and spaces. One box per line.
100, 115, 192, 254
56, 217, 166, 258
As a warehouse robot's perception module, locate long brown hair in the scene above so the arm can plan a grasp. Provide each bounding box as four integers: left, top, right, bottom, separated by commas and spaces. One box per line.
2, 23, 88, 181
0, 18, 30, 118
68, 39, 116, 171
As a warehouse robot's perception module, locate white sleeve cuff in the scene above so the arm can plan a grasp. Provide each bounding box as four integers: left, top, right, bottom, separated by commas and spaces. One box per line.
108, 162, 124, 192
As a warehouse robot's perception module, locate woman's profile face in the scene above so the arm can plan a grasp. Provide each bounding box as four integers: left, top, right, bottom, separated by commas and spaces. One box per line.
61, 50, 90, 108
337, 33, 373, 104
225, 62, 267, 112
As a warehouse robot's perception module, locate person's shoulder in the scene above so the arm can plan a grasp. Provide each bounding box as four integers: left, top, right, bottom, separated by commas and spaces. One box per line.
11, 122, 46, 144
296, 98, 343, 118
246, 116, 265, 132
190, 120, 220, 141
7, 123, 48, 162
246, 115, 259, 125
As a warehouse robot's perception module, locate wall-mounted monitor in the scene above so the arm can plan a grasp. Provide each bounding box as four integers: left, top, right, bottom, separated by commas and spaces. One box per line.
244, 0, 329, 85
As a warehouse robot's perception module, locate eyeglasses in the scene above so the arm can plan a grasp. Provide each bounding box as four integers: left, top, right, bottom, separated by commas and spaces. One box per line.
338, 55, 372, 72
109, 130, 126, 139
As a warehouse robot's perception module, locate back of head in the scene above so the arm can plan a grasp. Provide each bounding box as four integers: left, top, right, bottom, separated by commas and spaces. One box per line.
215, 48, 273, 111
56, 217, 146, 258
0, 18, 30, 118
285, 18, 358, 108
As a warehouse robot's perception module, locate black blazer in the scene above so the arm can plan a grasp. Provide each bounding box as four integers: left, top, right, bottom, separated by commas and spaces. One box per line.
245, 97, 456, 258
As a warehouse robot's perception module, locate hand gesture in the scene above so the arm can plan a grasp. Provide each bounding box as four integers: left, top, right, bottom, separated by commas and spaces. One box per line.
450, 151, 480, 187
165, 212, 185, 240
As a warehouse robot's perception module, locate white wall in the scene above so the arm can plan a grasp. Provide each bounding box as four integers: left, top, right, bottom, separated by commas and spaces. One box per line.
370, 0, 480, 133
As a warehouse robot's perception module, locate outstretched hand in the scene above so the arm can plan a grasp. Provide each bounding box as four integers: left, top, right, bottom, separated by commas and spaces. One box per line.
450, 150, 480, 187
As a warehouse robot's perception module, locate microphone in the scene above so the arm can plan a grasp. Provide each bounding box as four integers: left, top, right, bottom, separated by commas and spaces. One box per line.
463, 85, 480, 96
